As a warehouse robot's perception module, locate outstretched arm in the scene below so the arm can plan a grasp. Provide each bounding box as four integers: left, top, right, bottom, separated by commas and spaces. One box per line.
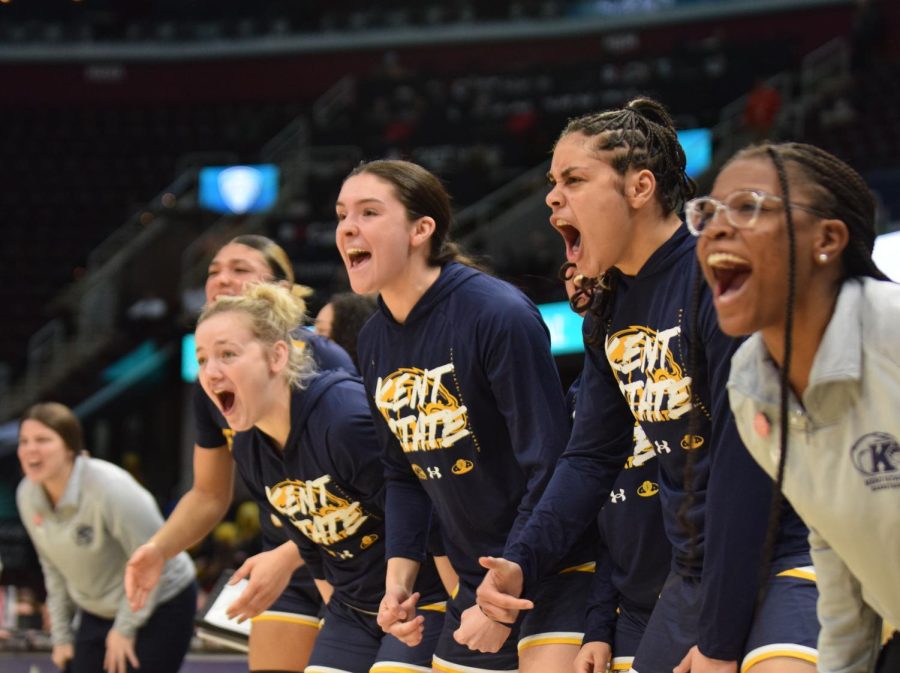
126, 443, 233, 610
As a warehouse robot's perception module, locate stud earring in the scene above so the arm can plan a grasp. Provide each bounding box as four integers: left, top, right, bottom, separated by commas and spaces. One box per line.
818, 253, 828, 263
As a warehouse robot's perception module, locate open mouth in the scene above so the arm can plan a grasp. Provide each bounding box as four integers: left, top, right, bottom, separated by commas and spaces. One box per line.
346, 247, 372, 269
554, 220, 582, 259
215, 391, 235, 414
706, 252, 752, 300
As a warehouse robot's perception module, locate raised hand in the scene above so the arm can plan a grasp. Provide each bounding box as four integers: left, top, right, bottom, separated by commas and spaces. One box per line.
124, 542, 165, 612
225, 547, 297, 623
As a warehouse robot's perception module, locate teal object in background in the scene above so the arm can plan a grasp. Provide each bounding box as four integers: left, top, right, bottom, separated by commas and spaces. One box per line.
677, 128, 712, 178
184, 303, 584, 381
182, 333, 198, 382
538, 301, 584, 355
198, 164, 279, 215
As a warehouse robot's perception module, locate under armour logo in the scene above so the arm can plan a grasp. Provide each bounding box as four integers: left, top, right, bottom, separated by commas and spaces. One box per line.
426, 466, 443, 479
654, 441, 671, 455
610, 489, 626, 503
336, 549, 354, 560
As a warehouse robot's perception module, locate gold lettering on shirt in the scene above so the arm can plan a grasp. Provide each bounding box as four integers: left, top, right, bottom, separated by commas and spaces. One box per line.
266, 476, 368, 546
606, 325, 693, 423
375, 364, 471, 453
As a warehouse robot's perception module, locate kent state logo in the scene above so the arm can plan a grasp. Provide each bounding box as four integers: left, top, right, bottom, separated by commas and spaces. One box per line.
851, 432, 900, 491
73, 524, 94, 546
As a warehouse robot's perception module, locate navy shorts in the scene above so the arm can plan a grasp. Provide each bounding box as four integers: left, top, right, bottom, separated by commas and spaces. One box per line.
434, 568, 590, 672
518, 566, 591, 653
307, 597, 444, 673
251, 565, 323, 631
740, 562, 819, 673
71, 582, 196, 673
434, 582, 520, 672
610, 605, 653, 672
631, 556, 818, 673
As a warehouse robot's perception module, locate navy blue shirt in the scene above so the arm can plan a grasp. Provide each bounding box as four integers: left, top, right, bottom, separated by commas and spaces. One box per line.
358, 262, 591, 590
192, 329, 356, 596
506, 226, 809, 660
568, 375, 671, 645
231, 371, 445, 612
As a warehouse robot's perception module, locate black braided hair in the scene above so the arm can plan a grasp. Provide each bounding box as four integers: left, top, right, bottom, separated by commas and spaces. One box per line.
558, 262, 593, 314
720, 142, 888, 601
326, 292, 378, 370
676, 262, 706, 565
754, 147, 797, 601
729, 142, 888, 282
563, 98, 697, 344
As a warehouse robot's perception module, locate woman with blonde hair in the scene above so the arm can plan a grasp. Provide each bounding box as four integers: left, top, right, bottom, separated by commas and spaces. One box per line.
193, 282, 446, 672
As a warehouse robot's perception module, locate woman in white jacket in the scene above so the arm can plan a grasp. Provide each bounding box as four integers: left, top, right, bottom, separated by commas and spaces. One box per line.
17, 402, 196, 673
689, 141, 899, 673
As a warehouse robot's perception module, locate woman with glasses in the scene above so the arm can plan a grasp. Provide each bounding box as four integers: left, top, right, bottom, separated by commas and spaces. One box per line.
692, 142, 900, 673
474, 99, 819, 673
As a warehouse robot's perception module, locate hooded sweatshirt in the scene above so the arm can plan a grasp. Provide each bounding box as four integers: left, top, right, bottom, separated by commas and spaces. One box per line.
568, 375, 671, 644
192, 329, 357, 598
357, 262, 591, 589
506, 226, 810, 661
230, 370, 444, 612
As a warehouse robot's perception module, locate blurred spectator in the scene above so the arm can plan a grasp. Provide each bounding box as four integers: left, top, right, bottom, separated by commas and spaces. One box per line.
14, 586, 44, 631
233, 500, 262, 556
314, 292, 378, 369
742, 77, 782, 141
193, 521, 240, 596
190, 501, 264, 597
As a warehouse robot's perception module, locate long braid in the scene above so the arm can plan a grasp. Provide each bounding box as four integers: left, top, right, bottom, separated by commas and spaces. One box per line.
720, 141, 890, 600
567, 98, 697, 346
558, 262, 593, 314
678, 262, 706, 566
755, 147, 797, 602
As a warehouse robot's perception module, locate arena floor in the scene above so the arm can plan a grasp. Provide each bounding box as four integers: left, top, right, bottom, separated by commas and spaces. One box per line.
0, 651, 248, 673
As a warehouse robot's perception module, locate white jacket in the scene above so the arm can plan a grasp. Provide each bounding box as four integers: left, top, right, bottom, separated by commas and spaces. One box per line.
728, 277, 900, 673
17, 456, 195, 645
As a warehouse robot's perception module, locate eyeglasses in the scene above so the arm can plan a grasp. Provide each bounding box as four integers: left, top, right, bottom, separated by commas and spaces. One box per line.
685, 190, 828, 236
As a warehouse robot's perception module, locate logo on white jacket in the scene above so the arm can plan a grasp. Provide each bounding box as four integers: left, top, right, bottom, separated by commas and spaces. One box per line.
73, 524, 94, 546
375, 364, 471, 453
851, 432, 900, 491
